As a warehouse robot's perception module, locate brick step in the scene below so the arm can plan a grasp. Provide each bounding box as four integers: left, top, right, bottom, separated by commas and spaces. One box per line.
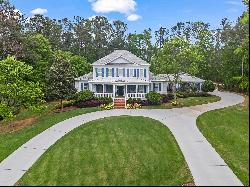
114, 106, 125, 109
114, 101, 125, 104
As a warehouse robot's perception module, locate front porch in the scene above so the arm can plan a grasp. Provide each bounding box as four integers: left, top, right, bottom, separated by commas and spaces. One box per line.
93, 84, 149, 99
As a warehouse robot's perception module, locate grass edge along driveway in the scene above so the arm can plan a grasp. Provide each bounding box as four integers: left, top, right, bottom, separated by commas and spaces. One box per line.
0, 107, 99, 162
17, 116, 193, 186
197, 98, 249, 186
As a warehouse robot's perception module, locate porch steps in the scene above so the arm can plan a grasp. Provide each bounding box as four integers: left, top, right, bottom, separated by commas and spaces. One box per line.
114, 98, 126, 109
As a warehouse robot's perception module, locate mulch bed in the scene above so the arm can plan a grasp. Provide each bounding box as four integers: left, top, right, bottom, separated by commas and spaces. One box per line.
0, 117, 38, 133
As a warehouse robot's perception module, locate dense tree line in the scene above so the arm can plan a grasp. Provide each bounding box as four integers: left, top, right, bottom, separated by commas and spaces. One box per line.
0, 0, 248, 119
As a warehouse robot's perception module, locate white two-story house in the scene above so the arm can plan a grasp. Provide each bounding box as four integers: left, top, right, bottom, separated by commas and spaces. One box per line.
75, 50, 204, 100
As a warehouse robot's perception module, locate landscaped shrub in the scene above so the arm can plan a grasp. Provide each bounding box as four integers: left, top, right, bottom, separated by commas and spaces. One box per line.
176, 91, 210, 98
75, 96, 113, 108
74, 90, 94, 103
201, 80, 215, 92
55, 100, 75, 109
126, 98, 149, 106
126, 103, 142, 109
161, 93, 175, 103
100, 103, 114, 110
145, 91, 163, 105
225, 76, 249, 93
0, 103, 14, 121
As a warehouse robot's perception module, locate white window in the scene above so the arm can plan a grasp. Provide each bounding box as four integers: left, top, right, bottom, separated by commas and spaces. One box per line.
97, 68, 102, 77
129, 69, 134, 77
108, 68, 112, 77
153, 83, 162, 92
118, 68, 123, 77
140, 69, 144, 78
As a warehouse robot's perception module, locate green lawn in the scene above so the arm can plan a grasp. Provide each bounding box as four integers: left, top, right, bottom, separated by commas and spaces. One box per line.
0, 107, 99, 162
197, 98, 249, 186
18, 116, 193, 186
143, 95, 220, 109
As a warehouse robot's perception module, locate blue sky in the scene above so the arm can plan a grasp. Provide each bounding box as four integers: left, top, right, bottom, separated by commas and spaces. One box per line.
10, 0, 246, 33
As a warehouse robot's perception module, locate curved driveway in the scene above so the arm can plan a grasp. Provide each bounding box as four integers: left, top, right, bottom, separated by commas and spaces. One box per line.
0, 91, 245, 186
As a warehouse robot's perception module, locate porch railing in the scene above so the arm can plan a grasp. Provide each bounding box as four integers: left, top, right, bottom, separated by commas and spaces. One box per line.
94, 93, 114, 98
126, 93, 146, 99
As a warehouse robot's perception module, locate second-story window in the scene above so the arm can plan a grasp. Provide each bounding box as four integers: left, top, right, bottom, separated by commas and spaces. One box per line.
108, 68, 112, 77
130, 69, 134, 77
96, 68, 102, 77
144, 69, 147, 78
140, 69, 143, 78
118, 68, 123, 77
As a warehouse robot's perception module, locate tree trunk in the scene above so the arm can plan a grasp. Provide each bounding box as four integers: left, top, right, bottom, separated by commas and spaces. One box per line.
60, 99, 63, 111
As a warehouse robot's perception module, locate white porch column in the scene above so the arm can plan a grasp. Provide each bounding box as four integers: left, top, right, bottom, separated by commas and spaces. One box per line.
125, 85, 127, 98
136, 85, 138, 98
199, 83, 202, 92
113, 85, 116, 98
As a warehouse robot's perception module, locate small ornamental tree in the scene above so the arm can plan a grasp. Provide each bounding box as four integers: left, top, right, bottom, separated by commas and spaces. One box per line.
46, 55, 76, 110
151, 37, 203, 100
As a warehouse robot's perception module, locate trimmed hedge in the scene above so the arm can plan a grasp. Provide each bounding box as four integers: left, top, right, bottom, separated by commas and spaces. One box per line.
176, 91, 211, 98
201, 80, 215, 92
75, 97, 113, 108
145, 91, 163, 105
74, 90, 94, 103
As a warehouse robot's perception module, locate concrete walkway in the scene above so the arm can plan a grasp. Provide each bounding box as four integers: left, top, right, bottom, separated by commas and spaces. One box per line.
0, 91, 245, 186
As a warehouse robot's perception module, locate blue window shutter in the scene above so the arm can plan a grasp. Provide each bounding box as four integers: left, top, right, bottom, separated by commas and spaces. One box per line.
153, 83, 155, 91
95, 68, 98, 77
116, 68, 119, 77
106, 68, 109, 77
81, 83, 84, 91
112, 68, 115, 77
123, 68, 125, 77
127, 69, 129, 77
102, 68, 104, 77
159, 83, 162, 91
134, 69, 136, 77
144, 69, 147, 78
137, 69, 139, 77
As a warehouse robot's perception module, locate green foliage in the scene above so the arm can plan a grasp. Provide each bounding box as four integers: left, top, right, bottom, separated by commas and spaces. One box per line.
201, 80, 215, 92
145, 91, 163, 105
0, 102, 14, 120
100, 103, 114, 110
74, 90, 94, 103
23, 33, 53, 65
0, 56, 44, 120
46, 55, 76, 103
53, 50, 91, 77
225, 76, 249, 92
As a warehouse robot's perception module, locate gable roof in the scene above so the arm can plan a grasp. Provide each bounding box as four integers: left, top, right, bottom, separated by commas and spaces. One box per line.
92, 50, 150, 66
151, 73, 205, 83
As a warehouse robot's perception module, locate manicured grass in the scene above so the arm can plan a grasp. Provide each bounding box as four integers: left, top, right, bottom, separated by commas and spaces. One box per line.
143, 95, 221, 109
0, 107, 99, 162
18, 116, 193, 186
197, 97, 249, 186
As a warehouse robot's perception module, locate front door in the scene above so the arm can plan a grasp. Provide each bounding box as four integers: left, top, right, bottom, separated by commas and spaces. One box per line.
117, 86, 124, 97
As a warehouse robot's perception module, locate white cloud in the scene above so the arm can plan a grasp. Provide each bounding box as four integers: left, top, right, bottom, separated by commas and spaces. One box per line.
90, 0, 136, 14
88, 0, 142, 21
30, 8, 48, 15
127, 14, 141, 21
